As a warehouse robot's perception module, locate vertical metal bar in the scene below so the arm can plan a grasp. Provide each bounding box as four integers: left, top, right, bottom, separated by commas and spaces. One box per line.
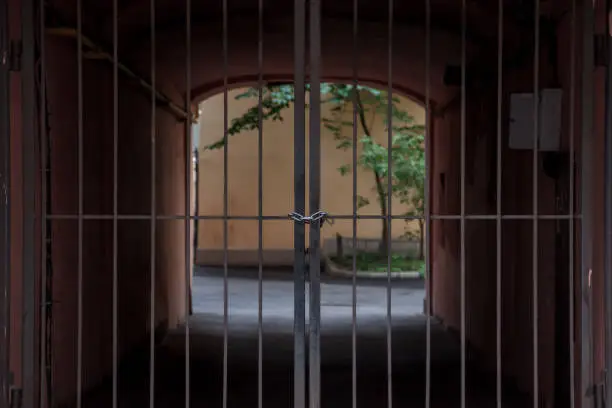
351, 0, 358, 406
112, 0, 119, 403
568, 0, 576, 405
76, 0, 84, 402
293, 0, 307, 403
0, 0, 9, 401
185, 0, 192, 404
221, 0, 229, 404
603, 0, 612, 402
496, 0, 503, 406
580, 0, 594, 404
386, 0, 393, 405
38, 0, 48, 403
21, 0, 37, 401
424, 0, 432, 405
308, 0, 322, 405
460, 0, 467, 404
532, 0, 540, 405
257, 0, 264, 404
149, 0, 157, 405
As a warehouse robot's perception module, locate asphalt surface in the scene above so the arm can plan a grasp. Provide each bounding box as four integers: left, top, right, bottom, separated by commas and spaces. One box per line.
191, 266, 427, 332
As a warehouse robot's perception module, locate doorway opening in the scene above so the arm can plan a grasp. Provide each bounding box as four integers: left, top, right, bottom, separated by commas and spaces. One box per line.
193, 82, 427, 315
186, 82, 428, 366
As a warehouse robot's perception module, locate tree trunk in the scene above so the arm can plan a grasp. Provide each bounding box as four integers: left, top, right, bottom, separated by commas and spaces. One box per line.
336, 233, 344, 258
355, 89, 390, 258
375, 172, 389, 256
418, 219, 424, 260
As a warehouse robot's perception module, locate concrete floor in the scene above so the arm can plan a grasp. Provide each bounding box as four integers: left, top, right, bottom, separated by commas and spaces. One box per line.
80, 267, 530, 408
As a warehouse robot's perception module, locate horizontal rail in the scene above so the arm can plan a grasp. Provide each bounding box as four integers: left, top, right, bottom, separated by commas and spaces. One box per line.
45, 214, 583, 220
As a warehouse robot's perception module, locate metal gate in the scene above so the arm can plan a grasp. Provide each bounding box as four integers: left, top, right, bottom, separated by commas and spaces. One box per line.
2, 0, 610, 406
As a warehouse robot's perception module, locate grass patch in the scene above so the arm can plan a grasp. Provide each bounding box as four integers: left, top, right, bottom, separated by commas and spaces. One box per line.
330, 252, 425, 276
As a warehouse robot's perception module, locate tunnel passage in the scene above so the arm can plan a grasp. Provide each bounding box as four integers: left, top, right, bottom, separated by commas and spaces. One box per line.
25, 0, 587, 406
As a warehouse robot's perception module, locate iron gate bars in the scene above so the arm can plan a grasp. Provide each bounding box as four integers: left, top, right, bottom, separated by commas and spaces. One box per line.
386, 1, 394, 406
257, 0, 264, 406
309, 1, 322, 406
186, 0, 194, 404
148, 0, 156, 404
22, 0, 37, 402
294, 0, 307, 406
604, 0, 612, 404
532, 0, 541, 407
351, 2, 359, 408
38, 0, 50, 404
21, 0, 596, 406
495, 0, 503, 405
582, 1, 595, 408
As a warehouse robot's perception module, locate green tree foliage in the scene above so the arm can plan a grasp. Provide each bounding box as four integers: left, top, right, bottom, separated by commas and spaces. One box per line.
204, 83, 425, 257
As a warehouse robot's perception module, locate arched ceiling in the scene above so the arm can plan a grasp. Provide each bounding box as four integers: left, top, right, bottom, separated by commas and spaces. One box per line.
48, 0, 534, 48
45, 0, 569, 108
142, 18, 475, 106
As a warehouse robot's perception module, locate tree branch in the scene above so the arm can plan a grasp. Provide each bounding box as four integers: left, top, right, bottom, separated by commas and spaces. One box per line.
355, 89, 372, 138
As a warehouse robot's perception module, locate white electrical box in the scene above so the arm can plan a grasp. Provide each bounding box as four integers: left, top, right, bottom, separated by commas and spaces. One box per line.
508, 88, 562, 151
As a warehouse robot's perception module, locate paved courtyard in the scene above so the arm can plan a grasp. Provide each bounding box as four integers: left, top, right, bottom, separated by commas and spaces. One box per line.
191, 266, 427, 333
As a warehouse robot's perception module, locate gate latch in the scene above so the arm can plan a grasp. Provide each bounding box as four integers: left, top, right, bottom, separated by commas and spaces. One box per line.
288, 211, 330, 227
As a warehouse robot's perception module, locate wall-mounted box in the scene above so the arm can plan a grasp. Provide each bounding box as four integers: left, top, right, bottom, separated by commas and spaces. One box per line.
508, 88, 562, 152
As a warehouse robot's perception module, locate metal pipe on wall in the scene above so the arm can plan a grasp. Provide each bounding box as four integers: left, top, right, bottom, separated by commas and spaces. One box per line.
46, 28, 192, 123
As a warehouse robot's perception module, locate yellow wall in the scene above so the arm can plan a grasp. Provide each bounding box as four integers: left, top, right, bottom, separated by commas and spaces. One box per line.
196, 87, 425, 251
